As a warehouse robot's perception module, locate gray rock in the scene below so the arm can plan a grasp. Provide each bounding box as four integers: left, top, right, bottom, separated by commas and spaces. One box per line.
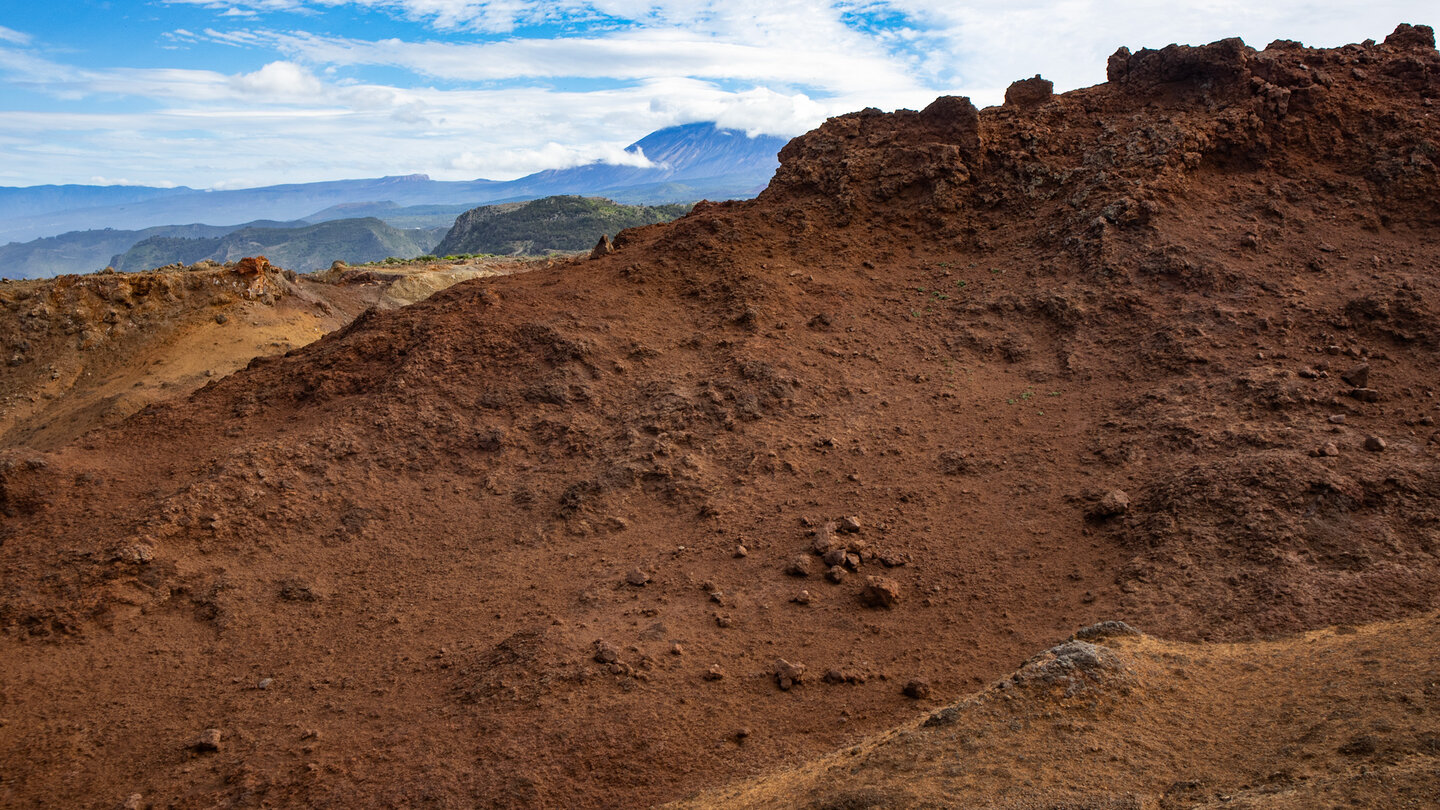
1072, 620, 1142, 640
1012, 640, 1133, 696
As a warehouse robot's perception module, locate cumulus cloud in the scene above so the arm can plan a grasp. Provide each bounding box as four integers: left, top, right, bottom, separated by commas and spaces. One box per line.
230, 60, 324, 97
875, 0, 1427, 94
450, 140, 657, 174
5, 0, 1436, 187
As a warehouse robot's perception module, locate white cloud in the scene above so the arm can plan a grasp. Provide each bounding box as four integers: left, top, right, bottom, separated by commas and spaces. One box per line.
262, 26, 924, 100
450, 140, 657, 173
230, 60, 324, 97
4, 0, 1437, 189
90, 176, 179, 187
0, 25, 32, 45
874, 0, 1431, 94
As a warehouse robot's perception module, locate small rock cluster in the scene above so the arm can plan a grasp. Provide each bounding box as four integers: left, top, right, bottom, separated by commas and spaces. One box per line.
784, 515, 905, 608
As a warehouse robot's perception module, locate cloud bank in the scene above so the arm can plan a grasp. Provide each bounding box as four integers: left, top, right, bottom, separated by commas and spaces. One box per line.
0, 1, 1432, 187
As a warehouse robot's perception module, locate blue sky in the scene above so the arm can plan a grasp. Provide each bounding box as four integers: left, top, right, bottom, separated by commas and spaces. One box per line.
0, 1, 1431, 189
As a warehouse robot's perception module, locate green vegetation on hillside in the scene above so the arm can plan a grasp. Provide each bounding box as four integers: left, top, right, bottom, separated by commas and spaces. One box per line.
112, 218, 444, 273
434, 196, 692, 257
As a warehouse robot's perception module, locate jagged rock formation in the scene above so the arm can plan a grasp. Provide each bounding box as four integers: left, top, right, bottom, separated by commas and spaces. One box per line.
0, 26, 1436, 809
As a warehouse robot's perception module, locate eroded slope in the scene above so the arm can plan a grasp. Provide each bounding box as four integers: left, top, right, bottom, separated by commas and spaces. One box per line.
676, 615, 1440, 809
0, 256, 527, 450
0, 25, 1437, 810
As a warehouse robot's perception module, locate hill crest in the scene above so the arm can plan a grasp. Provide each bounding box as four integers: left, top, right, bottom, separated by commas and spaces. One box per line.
0, 24, 1436, 809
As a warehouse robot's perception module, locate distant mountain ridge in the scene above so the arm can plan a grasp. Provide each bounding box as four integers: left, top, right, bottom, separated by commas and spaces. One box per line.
433, 196, 692, 257
111, 218, 444, 273
0, 221, 304, 281
0, 123, 787, 247
0, 184, 196, 222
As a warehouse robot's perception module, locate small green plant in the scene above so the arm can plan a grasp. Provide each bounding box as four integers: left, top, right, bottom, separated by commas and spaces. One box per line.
955, 280, 967, 288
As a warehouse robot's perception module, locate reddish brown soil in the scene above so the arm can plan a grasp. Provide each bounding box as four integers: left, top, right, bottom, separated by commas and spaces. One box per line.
1, 25, 1438, 809
677, 614, 1440, 809
0, 257, 527, 450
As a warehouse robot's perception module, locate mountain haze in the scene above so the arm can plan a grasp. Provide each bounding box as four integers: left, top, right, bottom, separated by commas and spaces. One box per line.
111, 218, 444, 273
0, 123, 786, 246
0, 224, 242, 280
0, 184, 195, 222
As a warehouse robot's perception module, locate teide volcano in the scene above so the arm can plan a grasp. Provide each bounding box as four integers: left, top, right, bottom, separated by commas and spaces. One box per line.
1, 25, 1438, 809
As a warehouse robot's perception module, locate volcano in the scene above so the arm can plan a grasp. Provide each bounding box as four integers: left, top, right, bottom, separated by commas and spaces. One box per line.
1, 25, 1438, 809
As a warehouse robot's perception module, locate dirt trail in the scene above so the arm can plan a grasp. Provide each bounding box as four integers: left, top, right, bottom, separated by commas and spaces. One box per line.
0, 25, 1437, 809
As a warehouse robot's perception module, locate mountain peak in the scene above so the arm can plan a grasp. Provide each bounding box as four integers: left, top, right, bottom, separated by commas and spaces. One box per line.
617, 121, 788, 178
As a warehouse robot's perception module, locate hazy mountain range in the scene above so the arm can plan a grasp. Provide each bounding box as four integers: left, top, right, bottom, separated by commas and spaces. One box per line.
0, 123, 788, 278
110, 218, 449, 274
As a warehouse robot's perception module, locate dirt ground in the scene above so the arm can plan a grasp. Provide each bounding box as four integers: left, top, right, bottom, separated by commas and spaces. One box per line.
675, 614, 1440, 809
0, 256, 534, 450
0, 25, 1437, 809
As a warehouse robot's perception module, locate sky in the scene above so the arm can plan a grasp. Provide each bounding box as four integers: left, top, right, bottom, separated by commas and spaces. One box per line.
0, 1, 1431, 189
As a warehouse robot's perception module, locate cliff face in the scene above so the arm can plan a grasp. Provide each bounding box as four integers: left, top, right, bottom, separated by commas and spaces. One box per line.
0, 26, 1437, 810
